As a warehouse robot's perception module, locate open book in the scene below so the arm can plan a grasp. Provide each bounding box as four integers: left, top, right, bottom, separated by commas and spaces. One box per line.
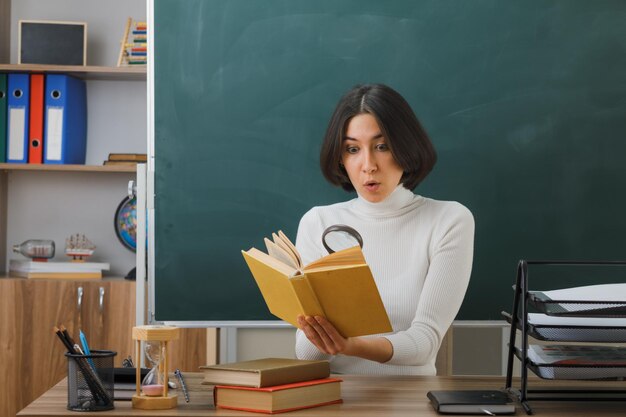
242, 231, 392, 337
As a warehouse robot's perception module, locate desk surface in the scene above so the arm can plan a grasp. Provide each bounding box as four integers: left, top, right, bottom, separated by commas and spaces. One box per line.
18, 373, 626, 417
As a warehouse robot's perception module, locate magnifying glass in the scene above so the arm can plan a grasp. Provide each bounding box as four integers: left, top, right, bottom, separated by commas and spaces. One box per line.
321, 224, 364, 254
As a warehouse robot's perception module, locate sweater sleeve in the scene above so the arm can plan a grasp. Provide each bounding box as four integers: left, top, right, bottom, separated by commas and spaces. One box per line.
383, 203, 475, 366
293, 208, 332, 361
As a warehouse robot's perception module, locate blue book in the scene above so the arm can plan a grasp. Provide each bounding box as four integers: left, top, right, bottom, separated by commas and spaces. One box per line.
6, 73, 30, 163
43, 74, 87, 164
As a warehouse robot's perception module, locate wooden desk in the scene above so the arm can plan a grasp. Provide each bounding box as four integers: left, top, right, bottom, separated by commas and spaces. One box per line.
17, 373, 626, 417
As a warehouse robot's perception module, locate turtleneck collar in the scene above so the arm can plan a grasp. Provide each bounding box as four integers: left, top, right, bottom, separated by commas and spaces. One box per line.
351, 184, 422, 217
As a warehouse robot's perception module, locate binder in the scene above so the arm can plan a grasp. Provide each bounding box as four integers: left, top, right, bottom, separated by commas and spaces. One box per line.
44, 74, 87, 164
28, 73, 45, 164
6, 73, 30, 163
0, 73, 7, 162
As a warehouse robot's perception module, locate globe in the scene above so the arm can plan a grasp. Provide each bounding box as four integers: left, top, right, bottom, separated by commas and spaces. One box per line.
114, 196, 137, 252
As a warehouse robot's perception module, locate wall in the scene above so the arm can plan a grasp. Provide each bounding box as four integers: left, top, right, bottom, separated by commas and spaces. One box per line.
237, 328, 297, 362
5, 0, 147, 275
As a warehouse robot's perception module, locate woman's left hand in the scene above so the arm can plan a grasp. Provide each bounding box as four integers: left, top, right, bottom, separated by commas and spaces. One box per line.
297, 315, 351, 355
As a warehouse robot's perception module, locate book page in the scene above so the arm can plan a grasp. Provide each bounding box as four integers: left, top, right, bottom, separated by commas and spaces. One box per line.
304, 245, 366, 271
245, 248, 297, 276
265, 238, 300, 270
277, 230, 302, 269
272, 233, 301, 269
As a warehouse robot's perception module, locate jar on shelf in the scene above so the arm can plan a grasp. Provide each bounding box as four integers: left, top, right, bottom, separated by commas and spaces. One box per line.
12, 239, 55, 260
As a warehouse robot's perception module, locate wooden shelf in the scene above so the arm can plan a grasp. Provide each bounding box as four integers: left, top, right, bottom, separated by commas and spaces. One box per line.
0, 64, 146, 81
0, 163, 137, 173
0, 275, 129, 281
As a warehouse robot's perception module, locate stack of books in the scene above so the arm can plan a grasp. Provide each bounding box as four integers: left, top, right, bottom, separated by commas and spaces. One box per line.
9, 259, 110, 279
103, 153, 147, 167
200, 358, 341, 414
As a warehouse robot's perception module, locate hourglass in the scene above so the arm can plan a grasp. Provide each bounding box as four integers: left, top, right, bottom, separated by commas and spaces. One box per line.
131, 325, 180, 409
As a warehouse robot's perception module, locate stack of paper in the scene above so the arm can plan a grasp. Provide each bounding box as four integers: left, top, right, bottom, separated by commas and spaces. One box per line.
528, 344, 626, 380
531, 283, 626, 315
528, 313, 626, 342
9, 260, 110, 279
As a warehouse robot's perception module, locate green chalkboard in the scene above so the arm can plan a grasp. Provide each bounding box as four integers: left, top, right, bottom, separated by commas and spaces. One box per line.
153, 0, 626, 322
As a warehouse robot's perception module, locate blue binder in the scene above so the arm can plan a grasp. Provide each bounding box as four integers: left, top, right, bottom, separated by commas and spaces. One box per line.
44, 74, 87, 164
6, 73, 30, 163
0, 73, 7, 162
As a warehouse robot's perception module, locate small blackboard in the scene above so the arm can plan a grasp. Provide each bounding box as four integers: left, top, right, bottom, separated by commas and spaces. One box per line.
19, 20, 87, 66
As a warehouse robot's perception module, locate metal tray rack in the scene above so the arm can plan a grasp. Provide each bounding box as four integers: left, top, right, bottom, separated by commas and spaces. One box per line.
502, 260, 626, 414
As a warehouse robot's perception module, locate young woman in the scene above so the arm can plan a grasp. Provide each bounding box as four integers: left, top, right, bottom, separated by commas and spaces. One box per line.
295, 84, 475, 375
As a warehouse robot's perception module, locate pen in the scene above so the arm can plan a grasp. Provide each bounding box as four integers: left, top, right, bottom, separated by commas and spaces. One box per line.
79, 330, 96, 370
175, 369, 190, 402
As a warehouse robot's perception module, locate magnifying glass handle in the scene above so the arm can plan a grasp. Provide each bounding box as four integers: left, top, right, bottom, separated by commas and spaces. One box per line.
321, 224, 364, 254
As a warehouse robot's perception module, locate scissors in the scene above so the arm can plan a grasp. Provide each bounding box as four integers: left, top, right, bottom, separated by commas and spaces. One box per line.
321, 224, 363, 254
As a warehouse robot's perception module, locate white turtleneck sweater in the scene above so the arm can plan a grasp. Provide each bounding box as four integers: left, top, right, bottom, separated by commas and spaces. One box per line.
294, 185, 474, 375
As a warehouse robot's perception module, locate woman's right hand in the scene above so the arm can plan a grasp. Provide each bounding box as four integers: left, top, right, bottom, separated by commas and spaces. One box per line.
297, 314, 393, 363
297, 314, 349, 356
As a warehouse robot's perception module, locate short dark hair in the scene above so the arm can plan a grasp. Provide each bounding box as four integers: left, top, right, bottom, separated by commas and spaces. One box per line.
320, 84, 437, 192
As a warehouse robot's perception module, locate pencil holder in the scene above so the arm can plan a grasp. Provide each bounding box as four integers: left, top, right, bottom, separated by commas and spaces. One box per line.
66, 350, 117, 411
